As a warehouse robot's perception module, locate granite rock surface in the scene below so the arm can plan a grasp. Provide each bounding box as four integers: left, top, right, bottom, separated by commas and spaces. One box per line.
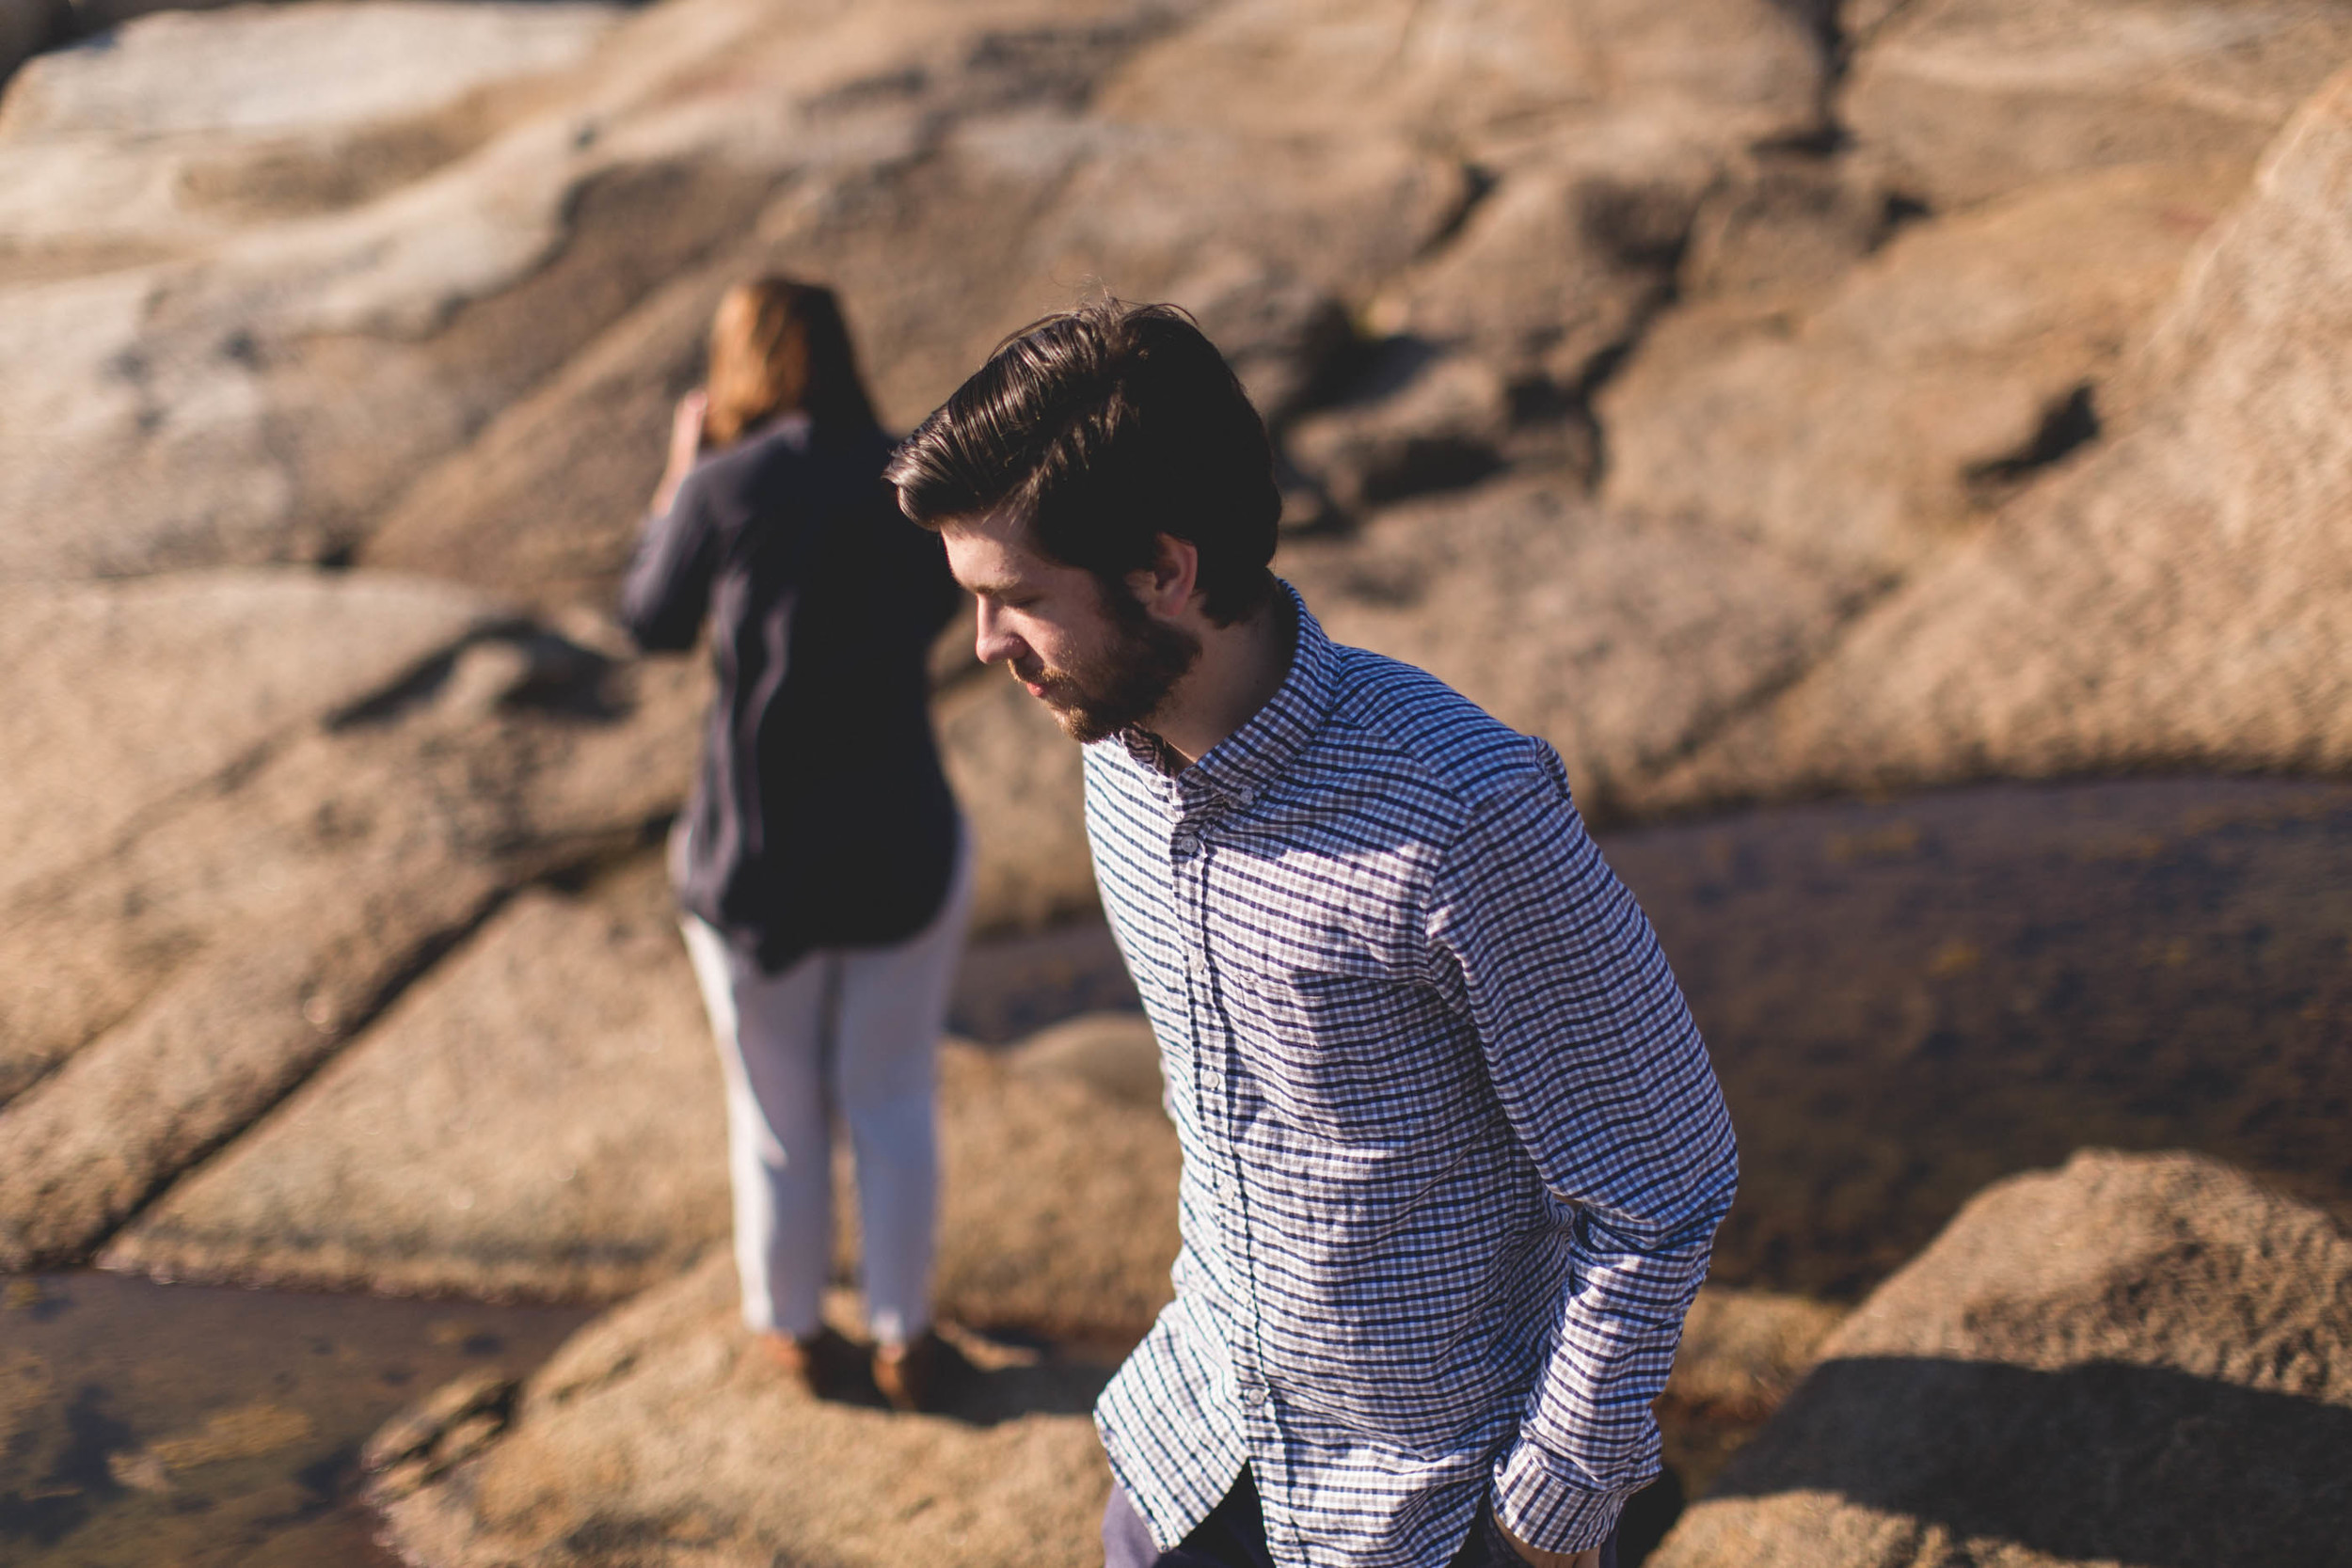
0, 568, 501, 943
0, 623, 703, 1270
1599, 158, 2250, 579
101, 857, 729, 1301
375, 1250, 1119, 1568
1659, 63, 2352, 807
104, 858, 1183, 1332
1843, 0, 2352, 210
1281, 478, 1860, 821
1650, 1149, 2352, 1567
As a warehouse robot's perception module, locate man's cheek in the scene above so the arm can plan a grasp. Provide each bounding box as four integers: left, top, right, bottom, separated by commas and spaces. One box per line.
1019, 631, 1071, 681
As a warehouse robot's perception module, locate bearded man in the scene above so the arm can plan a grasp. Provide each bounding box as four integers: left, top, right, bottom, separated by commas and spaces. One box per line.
883, 300, 1736, 1568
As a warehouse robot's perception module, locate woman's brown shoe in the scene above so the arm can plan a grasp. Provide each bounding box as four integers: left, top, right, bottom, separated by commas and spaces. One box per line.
761, 1326, 872, 1402
871, 1326, 976, 1414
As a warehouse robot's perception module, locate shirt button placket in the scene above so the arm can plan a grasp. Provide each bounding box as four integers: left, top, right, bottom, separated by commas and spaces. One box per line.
1171, 819, 1206, 982
1174, 807, 1255, 1415
1171, 807, 1229, 1249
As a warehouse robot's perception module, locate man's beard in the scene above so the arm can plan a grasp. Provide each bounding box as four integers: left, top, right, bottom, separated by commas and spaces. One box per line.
1016, 582, 1201, 746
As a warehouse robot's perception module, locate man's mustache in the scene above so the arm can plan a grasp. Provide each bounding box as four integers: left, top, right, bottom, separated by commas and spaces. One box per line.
1009, 657, 1077, 703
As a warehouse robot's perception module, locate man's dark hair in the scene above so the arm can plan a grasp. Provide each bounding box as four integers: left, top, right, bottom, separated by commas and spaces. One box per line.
884, 299, 1280, 626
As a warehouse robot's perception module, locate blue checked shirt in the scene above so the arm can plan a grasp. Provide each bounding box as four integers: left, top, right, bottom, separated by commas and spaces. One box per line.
1088, 586, 1737, 1567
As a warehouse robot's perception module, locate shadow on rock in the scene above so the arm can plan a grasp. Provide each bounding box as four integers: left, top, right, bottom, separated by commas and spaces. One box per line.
793, 1325, 1122, 1429
1653, 1152, 2352, 1568
929, 1350, 1119, 1430
1708, 1355, 2352, 1568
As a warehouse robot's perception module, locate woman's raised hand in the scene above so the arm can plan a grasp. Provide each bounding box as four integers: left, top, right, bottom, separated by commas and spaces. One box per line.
651, 389, 709, 515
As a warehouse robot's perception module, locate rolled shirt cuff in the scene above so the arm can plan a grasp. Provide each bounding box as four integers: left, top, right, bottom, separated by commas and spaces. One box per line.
1490, 1438, 1637, 1556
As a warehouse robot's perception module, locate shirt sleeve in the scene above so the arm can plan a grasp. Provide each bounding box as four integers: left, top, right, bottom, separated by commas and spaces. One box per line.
1422, 744, 1738, 1554
616, 466, 722, 653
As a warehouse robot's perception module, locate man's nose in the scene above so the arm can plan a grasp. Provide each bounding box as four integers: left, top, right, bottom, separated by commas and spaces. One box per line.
973, 601, 1022, 667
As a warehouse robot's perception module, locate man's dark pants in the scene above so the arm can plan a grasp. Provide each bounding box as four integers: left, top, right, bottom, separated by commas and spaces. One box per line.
1103, 1467, 1621, 1568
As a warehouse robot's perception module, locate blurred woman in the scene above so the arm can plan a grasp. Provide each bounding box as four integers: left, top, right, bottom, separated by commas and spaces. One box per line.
619, 278, 971, 1411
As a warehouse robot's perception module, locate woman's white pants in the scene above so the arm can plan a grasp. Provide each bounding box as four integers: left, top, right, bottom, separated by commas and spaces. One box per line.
680, 841, 973, 1348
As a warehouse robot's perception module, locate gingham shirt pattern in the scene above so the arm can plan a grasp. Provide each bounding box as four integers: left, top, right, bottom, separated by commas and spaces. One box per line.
1088, 587, 1738, 1568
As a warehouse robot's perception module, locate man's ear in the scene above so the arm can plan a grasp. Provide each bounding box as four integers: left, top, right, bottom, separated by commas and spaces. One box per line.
1127, 533, 1200, 619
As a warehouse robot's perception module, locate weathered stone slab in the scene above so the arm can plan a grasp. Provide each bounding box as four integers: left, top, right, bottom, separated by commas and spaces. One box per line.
1097, 0, 1824, 158
1650, 1150, 2352, 1567
0, 568, 501, 912
1093, 0, 1823, 465
103, 859, 727, 1301
0, 627, 703, 1269
1288, 353, 1516, 514
376, 1252, 1113, 1568
1279, 476, 1858, 821
1020, 120, 1471, 306
0, 1, 617, 249
1652, 1288, 1848, 1510
353, 0, 1830, 616
105, 855, 1182, 1331
0, 166, 775, 583
937, 1027, 1179, 1337
363, 106, 1457, 608
1599, 157, 2250, 578
1665, 1290, 1846, 1422
1843, 0, 2352, 211
0, 572, 517, 1112
1657, 65, 2352, 807
1676, 151, 1892, 316
0, 265, 308, 578
358, 250, 733, 610
1174, 261, 1355, 430
1003, 1009, 1161, 1113
1370, 148, 1705, 391
0, 835, 508, 1272
7, 3, 611, 141
0, 0, 834, 580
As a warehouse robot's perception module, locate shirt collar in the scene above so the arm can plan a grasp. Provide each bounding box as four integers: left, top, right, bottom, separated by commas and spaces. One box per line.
1116, 579, 1335, 811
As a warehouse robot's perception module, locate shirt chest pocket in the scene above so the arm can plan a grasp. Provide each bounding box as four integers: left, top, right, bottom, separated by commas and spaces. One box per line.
1219, 964, 1483, 1147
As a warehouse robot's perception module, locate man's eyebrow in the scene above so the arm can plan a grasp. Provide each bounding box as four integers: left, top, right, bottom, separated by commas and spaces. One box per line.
957, 573, 1028, 598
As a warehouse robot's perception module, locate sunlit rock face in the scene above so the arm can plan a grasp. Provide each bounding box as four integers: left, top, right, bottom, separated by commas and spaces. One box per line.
1598, 158, 2252, 582
373, 1249, 1121, 1568
101, 845, 1184, 1325
1654, 64, 2352, 809
1841, 0, 2352, 211
97, 858, 733, 1301
1281, 478, 1858, 820
1648, 1150, 2352, 1568
0, 628, 707, 1272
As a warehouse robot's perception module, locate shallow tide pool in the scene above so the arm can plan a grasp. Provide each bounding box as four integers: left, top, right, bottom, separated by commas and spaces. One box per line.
0, 1273, 593, 1568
